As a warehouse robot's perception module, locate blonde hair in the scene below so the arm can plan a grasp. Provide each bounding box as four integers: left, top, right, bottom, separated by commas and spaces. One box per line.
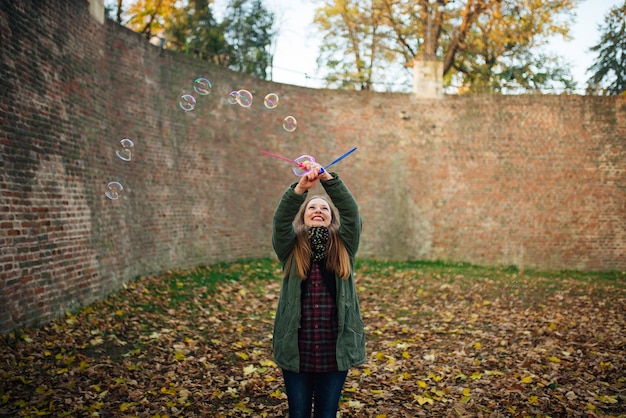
284, 195, 351, 280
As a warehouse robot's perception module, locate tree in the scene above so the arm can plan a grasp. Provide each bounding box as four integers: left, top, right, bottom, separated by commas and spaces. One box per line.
123, 0, 180, 38
313, 0, 579, 93
586, 1, 626, 95
222, 0, 277, 79
104, 0, 276, 79
164, 0, 231, 66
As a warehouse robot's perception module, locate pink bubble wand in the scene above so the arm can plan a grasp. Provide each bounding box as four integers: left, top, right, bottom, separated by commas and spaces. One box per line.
261, 150, 314, 176
261, 147, 358, 176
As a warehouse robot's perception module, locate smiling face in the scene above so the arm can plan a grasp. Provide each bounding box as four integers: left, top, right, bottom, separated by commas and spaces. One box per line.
303, 197, 332, 227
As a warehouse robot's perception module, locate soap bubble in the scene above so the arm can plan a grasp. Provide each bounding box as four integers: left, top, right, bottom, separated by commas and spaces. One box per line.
193, 77, 212, 95
283, 115, 297, 132
293, 155, 315, 176
115, 138, 134, 161
227, 91, 239, 104
264, 93, 279, 109
105, 181, 124, 200
237, 89, 253, 108
179, 94, 196, 111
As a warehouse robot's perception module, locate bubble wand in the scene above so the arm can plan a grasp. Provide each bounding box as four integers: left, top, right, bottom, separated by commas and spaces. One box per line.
261, 150, 304, 167
262, 147, 358, 176
261, 150, 315, 176
319, 147, 357, 173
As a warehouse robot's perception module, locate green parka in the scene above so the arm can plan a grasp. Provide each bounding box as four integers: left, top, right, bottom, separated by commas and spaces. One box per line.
271, 174, 366, 372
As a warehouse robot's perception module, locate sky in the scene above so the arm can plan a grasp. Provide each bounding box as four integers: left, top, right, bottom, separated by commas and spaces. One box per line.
254, 0, 622, 92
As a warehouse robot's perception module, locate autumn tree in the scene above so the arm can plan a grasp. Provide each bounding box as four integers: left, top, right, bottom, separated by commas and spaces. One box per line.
104, 0, 276, 80
164, 0, 231, 66
313, 0, 579, 93
586, 1, 626, 95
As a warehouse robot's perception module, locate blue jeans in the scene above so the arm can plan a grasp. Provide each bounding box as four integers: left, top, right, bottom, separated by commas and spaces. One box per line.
282, 369, 348, 418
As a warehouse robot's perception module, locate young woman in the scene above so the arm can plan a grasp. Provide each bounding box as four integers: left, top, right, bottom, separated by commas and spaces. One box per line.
271, 161, 366, 418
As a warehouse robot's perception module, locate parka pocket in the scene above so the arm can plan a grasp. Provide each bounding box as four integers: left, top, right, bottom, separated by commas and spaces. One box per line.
345, 307, 364, 337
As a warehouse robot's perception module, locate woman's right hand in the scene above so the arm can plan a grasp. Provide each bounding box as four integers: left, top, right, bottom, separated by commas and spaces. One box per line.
293, 161, 326, 194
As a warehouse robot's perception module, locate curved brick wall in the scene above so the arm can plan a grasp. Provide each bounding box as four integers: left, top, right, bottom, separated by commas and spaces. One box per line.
1, 0, 624, 332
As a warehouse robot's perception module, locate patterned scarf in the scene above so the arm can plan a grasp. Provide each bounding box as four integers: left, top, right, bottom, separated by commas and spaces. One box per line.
308, 226, 330, 262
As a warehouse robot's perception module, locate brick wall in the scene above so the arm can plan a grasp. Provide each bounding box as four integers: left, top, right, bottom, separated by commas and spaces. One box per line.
1, 0, 624, 333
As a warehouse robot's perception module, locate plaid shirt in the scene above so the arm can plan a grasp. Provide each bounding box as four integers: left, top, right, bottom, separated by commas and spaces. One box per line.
298, 262, 338, 372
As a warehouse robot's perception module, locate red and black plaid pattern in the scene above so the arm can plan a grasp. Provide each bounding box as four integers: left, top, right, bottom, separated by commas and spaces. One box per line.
298, 262, 338, 372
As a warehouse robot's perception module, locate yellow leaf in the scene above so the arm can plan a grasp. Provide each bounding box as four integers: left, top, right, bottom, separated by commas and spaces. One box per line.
473, 342, 482, 349
402, 351, 411, 359
264, 376, 276, 382
520, 376, 533, 383
416, 395, 434, 405
431, 388, 445, 397
548, 356, 561, 363
259, 359, 276, 367
364, 368, 372, 376
370, 389, 383, 394
376, 415, 387, 418
344, 387, 357, 393
462, 388, 471, 396
120, 402, 137, 411
417, 380, 427, 388
161, 385, 177, 395
270, 389, 283, 398
528, 395, 539, 404
375, 352, 386, 361
115, 310, 124, 316
596, 395, 618, 404
470, 372, 482, 381
234, 401, 253, 413
236, 352, 249, 360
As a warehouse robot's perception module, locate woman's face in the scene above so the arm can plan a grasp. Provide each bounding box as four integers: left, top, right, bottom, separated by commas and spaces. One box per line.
303, 197, 332, 227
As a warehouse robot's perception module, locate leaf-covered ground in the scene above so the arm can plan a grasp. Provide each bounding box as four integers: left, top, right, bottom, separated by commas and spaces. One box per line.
1, 259, 625, 417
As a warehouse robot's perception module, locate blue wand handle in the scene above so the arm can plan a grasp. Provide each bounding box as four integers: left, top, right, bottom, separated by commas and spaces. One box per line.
319, 147, 358, 174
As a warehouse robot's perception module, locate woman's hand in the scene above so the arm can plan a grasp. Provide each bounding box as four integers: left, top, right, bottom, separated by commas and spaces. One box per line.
293, 161, 332, 194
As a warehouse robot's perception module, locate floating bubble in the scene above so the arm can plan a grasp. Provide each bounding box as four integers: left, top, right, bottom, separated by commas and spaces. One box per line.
237, 89, 253, 108
115, 138, 134, 161
105, 181, 124, 200
283, 115, 297, 132
193, 77, 212, 95
264, 93, 279, 109
179, 94, 196, 112
228, 90, 239, 104
293, 155, 315, 176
